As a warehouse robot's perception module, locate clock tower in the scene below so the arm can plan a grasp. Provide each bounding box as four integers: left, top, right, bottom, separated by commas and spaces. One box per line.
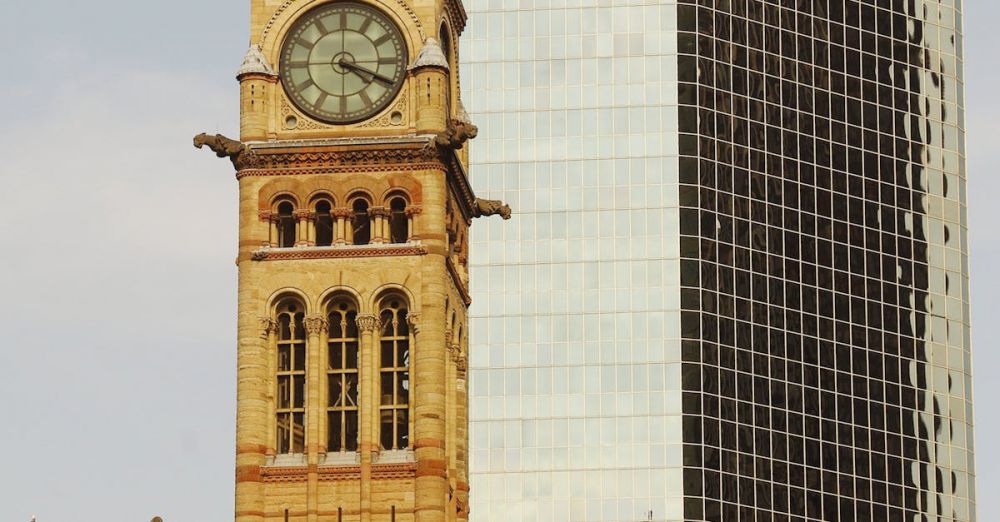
195, 0, 509, 521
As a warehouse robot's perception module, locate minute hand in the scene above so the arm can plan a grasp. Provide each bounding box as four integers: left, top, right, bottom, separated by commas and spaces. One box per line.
339, 60, 395, 85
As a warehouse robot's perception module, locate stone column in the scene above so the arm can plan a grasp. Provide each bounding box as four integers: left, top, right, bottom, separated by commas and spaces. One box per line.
262, 318, 279, 457
259, 210, 276, 247
304, 314, 327, 522
406, 206, 423, 241
369, 206, 389, 244
356, 313, 380, 522
294, 209, 312, 247
307, 211, 317, 246
333, 208, 351, 245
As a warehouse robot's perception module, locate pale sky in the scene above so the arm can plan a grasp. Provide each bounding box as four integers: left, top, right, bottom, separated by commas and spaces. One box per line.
0, 1, 997, 520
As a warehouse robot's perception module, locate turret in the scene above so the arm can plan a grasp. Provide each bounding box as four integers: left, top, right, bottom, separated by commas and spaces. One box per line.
408, 38, 450, 135
237, 45, 277, 142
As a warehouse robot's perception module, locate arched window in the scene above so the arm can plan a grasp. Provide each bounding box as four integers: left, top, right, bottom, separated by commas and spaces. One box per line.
327, 296, 359, 453
351, 198, 371, 245
315, 199, 334, 247
276, 200, 297, 248
275, 298, 306, 454
389, 196, 408, 244
379, 295, 410, 450
439, 24, 453, 106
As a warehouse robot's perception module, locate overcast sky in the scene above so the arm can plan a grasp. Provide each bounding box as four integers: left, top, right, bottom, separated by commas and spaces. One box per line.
0, 1, 997, 520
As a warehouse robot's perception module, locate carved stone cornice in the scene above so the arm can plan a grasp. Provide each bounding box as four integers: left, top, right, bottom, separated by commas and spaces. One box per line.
356, 314, 380, 333
407, 313, 421, 335
262, 464, 413, 483
239, 140, 440, 174
443, 0, 468, 35
251, 245, 427, 261
304, 315, 327, 335
259, 317, 279, 339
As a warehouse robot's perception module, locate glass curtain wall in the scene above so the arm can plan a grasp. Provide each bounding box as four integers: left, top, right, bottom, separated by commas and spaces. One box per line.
464, 0, 684, 520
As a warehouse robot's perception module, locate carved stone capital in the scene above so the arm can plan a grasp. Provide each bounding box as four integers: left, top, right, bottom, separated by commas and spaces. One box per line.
456, 354, 468, 378
356, 314, 380, 333
304, 315, 327, 335
407, 313, 421, 335
450, 344, 462, 363
259, 317, 279, 339
368, 206, 390, 218
293, 209, 313, 221
258, 210, 273, 222
332, 208, 353, 219
405, 205, 423, 217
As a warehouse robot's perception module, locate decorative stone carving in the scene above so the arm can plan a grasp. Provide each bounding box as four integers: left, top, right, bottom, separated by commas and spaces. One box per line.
259, 317, 279, 339
258, 210, 274, 222
434, 119, 478, 150
405, 205, 423, 217
450, 344, 462, 363
356, 314, 380, 333
368, 206, 390, 218
332, 208, 353, 219
455, 353, 468, 378
406, 313, 421, 335
193, 133, 259, 169
293, 209, 313, 220
473, 198, 512, 220
304, 315, 327, 335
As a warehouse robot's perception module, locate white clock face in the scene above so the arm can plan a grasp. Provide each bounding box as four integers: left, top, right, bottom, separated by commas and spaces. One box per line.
280, 2, 407, 124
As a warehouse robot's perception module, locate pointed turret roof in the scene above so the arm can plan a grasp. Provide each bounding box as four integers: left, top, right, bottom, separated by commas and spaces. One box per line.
408, 38, 450, 71
237, 45, 275, 78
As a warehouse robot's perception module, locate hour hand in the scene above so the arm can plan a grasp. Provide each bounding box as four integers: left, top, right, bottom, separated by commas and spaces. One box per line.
338, 60, 394, 85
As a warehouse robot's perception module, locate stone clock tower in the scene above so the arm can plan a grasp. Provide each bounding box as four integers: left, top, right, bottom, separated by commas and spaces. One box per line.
195, 0, 508, 521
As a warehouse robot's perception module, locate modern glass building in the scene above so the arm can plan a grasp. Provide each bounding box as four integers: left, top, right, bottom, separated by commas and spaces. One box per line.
462, 0, 974, 521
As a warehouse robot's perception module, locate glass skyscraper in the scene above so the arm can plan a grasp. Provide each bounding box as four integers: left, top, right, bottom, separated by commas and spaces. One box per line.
462, 0, 974, 520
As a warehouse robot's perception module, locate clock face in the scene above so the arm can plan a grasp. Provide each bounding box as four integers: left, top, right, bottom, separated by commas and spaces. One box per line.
279, 2, 407, 124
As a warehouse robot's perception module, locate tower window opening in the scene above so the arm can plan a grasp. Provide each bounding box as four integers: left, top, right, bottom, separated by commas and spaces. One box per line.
351, 198, 371, 245
315, 200, 334, 247
379, 296, 410, 450
276, 201, 296, 248
275, 299, 306, 454
327, 297, 360, 452
389, 197, 408, 244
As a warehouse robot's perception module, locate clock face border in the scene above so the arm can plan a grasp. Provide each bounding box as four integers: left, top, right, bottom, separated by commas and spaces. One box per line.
278, 1, 408, 125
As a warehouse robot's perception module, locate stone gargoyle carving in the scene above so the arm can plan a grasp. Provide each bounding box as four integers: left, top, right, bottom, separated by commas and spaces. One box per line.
194, 133, 256, 168
473, 198, 512, 220
434, 119, 479, 150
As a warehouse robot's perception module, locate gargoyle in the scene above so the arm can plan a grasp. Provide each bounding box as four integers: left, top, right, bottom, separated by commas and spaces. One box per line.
434, 119, 479, 150
194, 133, 249, 167
473, 198, 512, 220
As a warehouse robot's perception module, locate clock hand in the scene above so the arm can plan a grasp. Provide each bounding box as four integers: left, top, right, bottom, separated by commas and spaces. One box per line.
338, 60, 395, 85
